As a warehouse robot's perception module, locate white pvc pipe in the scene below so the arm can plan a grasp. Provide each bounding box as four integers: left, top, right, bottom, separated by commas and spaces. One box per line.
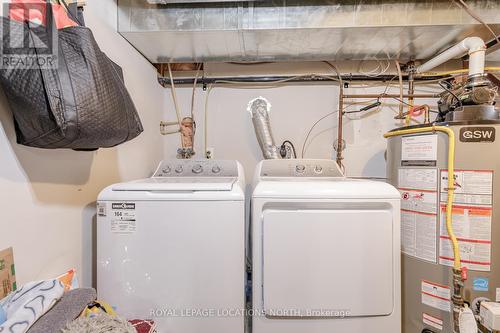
416, 37, 486, 76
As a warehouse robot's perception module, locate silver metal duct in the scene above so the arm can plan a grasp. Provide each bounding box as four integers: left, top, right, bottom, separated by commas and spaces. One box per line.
118, 0, 500, 63
147, 0, 257, 3
248, 97, 280, 160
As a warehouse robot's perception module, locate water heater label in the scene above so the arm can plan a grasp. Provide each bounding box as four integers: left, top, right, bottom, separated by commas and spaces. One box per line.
399, 168, 438, 191
440, 170, 493, 206
401, 134, 438, 166
459, 127, 495, 143
399, 168, 439, 263
439, 170, 493, 272
421, 280, 451, 312
423, 313, 443, 331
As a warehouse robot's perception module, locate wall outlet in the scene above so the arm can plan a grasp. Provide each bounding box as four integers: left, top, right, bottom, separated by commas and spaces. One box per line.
206, 148, 215, 159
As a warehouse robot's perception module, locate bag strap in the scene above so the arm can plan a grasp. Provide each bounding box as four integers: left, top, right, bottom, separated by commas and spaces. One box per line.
58, 0, 84, 27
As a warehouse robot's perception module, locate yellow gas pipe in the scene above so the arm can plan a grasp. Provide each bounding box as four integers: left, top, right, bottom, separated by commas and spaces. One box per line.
384, 125, 461, 270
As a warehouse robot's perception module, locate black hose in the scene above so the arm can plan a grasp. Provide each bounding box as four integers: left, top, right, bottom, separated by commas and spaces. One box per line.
280, 140, 297, 159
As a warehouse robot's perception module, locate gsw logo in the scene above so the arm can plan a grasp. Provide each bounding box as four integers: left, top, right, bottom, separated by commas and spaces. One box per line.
459, 127, 495, 143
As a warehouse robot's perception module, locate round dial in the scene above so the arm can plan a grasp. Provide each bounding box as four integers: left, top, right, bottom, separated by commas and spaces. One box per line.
314, 165, 323, 174
175, 165, 183, 174
212, 165, 221, 174
162, 166, 171, 174
296, 164, 306, 173
192, 164, 203, 174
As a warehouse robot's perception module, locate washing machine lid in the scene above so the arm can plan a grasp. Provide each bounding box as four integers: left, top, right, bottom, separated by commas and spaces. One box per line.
111, 177, 237, 192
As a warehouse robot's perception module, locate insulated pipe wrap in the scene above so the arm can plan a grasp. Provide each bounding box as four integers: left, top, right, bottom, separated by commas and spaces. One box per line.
248, 97, 280, 159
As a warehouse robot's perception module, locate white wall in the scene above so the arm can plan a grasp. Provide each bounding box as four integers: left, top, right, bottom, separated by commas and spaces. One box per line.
0, 0, 165, 287
162, 82, 439, 182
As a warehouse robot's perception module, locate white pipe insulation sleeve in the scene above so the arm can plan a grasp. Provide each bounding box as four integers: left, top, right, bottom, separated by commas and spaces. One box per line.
416, 37, 486, 76
248, 97, 280, 160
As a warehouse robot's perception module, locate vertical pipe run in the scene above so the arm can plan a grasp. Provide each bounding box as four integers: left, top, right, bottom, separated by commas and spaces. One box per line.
406, 62, 415, 126
395, 61, 404, 120
337, 83, 344, 169
325, 62, 344, 170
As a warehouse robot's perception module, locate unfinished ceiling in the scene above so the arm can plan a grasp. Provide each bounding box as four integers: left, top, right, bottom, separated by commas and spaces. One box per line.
117, 0, 500, 63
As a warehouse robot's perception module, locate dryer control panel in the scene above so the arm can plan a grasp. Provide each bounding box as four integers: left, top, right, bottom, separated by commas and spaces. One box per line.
153, 160, 239, 178
259, 159, 344, 178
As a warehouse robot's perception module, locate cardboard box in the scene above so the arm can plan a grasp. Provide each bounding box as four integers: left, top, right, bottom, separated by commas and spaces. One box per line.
0, 247, 16, 299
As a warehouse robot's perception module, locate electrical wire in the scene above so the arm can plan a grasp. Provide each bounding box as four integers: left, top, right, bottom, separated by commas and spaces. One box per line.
357, 59, 391, 78
281, 140, 297, 159
190, 63, 202, 119
453, 0, 500, 44
395, 60, 404, 118
204, 84, 214, 158
301, 111, 338, 158
167, 63, 182, 143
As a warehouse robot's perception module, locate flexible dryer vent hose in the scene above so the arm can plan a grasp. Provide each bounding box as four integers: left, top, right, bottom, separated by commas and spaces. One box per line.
248, 97, 280, 159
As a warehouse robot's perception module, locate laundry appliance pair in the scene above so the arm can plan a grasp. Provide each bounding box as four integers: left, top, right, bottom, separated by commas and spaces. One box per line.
97, 159, 400, 333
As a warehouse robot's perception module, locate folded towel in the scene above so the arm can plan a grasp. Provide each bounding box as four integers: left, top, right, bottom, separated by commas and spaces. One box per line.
27, 288, 96, 333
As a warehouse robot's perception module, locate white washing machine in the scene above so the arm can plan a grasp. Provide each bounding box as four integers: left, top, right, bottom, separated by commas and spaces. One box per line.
251, 159, 401, 333
97, 160, 245, 333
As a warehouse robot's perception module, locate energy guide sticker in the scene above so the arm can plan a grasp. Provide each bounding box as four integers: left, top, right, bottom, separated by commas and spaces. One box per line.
111, 202, 137, 233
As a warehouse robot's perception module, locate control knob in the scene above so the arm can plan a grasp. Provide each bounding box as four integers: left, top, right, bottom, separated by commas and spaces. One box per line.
192, 164, 203, 174
212, 165, 221, 174
296, 164, 306, 173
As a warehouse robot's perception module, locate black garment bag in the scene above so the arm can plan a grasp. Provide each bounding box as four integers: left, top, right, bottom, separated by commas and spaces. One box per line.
0, 1, 143, 150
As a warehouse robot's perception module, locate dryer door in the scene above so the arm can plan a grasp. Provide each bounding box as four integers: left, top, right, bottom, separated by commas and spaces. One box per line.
262, 207, 394, 318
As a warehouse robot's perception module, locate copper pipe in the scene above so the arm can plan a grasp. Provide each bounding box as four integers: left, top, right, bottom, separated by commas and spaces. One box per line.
396, 104, 431, 122
395, 60, 404, 119
342, 94, 437, 99
337, 85, 344, 169
324, 62, 344, 170
406, 62, 415, 126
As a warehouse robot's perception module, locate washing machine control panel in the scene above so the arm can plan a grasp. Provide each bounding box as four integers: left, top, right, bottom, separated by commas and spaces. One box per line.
153, 160, 238, 178
260, 159, 344, 178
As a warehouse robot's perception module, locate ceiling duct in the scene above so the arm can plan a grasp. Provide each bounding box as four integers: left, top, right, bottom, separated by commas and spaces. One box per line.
146, 0, 258, 3
118, 0, 500, 63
